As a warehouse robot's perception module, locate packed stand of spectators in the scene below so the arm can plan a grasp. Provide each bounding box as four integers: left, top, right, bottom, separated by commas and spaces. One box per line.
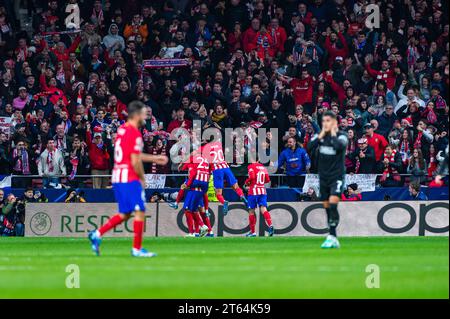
0, 0, 448, 189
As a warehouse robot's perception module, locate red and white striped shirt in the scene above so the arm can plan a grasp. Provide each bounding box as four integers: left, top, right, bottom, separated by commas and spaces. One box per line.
201, 141, 229, 171
245, 163, 270, 195
213, 162, 229, 170
111, 123, 143, 183
186, 154, 211, 188
195, 171, 210, 182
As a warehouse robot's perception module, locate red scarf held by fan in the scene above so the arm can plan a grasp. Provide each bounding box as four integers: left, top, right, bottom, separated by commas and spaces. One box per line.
380, 149, 401, 182
414, 131, 422, 150
428, 151, 437, 177
150, 145, 166, 173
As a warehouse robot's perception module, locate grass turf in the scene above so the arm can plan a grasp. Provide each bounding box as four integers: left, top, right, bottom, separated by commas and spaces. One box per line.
0, 236, 448, 299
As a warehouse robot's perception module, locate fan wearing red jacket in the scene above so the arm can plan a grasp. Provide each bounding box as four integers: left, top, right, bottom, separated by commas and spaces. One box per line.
280, 69, 315, 108
324, 32, 349, 67
244, 160, 274, 237
39, 68, 69, 106
364, 123, 389, 161
365, 59, 397, 90
269, 18, 287, 56
242, 18, 261, 53
40, 35, 81, 62
255, 26, 276, 60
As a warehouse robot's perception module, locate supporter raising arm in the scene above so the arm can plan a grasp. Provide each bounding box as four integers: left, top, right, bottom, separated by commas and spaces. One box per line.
40, 35, 82, 62
278, 70, 315, 109
324, 31, 349, 67
365, 55, 397, 90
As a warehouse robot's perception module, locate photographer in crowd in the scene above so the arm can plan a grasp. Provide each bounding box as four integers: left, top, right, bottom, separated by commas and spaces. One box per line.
14, 187, 48, 236
1, 187, 49, 237
1, 193, 18, 236
341, 183, 362, 201
64, 188, 87, 203
408, 181, 428, 200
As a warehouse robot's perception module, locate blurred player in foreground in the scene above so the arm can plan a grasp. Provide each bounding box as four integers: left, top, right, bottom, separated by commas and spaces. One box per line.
88, 101, 168, 257
245, 159, 274, 237
308, 111, 348, 249
434, 145, 448, 186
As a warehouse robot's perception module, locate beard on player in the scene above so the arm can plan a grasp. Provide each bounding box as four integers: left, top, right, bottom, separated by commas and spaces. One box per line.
127, 101, 147, 128
138, 111, 146, 127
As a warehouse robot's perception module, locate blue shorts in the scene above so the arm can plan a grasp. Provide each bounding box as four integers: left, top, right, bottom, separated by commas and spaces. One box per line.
213, 168, 237, 189
247, 194, 268, 210
183, 190, 204, 212
184, 179, 209, 193
189, 180, 209, 193
113, 180, 146, 214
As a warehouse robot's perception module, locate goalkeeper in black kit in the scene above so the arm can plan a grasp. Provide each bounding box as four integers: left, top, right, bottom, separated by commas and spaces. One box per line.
308, 111, 348, 249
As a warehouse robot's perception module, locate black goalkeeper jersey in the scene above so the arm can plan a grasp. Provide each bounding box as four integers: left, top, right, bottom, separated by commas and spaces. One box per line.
308, 131, 348, 181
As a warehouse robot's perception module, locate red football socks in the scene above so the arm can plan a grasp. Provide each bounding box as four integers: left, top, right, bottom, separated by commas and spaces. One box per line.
249, 214, 257, 233
133, 219, 144, 250
234, 187, 244, 198
194, 220, 200, 233
185, 210, 194, 234
203, 193, 209, 210
216, 193, 225, 204
98, 214, 123, 236
193, 212, 205, 227
200, 212, 212, 232
176, 189, 185, 203
263, 211, 272, 227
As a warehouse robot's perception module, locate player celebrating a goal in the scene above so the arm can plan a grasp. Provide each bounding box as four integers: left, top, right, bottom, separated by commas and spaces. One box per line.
88, 101, 168, 257
181, 153, 212, 237
245, 159, 274, 237
201, 138, 248, 214
308, 111, 348, 249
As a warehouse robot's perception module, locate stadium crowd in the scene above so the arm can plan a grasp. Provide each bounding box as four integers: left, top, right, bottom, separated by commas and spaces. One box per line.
0, 0, 448, 190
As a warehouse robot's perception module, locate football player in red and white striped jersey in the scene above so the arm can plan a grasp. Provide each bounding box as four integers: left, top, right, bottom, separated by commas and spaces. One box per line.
244, 160, 274, 237
88, 101, 168, 257
180, 153, 213, 237
201, 139, 247, 214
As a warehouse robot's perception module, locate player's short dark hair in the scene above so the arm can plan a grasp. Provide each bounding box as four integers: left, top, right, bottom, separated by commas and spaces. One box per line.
322, 110, 337, 120
128, 101, 146, 117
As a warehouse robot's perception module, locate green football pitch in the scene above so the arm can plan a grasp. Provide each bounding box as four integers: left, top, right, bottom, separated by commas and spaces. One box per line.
0, 236, 448, 299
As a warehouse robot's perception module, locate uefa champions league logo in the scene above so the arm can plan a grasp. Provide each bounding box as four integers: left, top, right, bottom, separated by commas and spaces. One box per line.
30, 212, 52, 236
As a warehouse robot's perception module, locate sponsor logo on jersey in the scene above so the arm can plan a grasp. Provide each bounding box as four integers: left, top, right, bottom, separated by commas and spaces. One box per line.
319, 145, 337, 155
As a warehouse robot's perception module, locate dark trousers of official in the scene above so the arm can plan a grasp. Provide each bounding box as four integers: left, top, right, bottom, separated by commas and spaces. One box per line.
285, 176, 305, 189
